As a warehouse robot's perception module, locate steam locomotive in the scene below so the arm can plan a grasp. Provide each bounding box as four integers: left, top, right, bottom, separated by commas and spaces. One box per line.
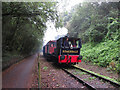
43, 36, 82, 65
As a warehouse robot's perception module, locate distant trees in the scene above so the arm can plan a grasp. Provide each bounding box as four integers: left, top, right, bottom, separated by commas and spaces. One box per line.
2, 2, 61, 55
62, 2, 119, 43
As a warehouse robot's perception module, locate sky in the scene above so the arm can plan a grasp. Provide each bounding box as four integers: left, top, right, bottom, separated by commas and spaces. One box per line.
57, 0, 84, 13
43, 0, 84, 45
43, 21, 68, 45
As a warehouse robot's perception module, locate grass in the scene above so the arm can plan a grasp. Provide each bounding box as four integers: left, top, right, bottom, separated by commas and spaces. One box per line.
43, 66, 48, 70
83, 78, 88, 81
88, 77, 96, 80
100, 79, 105, 83
78, 72, 87, 75
75, 65, 120, 84
75, 69, 81, 72
73, 69, 87, 76
73, 72, 78, 75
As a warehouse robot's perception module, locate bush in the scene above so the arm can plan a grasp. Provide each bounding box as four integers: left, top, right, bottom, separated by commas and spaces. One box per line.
88, 29, 104, 42
81, 40, 119, 72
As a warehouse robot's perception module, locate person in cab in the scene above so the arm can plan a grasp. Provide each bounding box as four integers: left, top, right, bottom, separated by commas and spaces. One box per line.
64, 37, 70, 48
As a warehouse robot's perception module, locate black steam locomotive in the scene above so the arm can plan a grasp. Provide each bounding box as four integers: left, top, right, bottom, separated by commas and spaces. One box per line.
43, 36, 82, 65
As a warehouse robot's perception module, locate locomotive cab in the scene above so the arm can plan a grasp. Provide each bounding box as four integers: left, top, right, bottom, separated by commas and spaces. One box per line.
56, 36, 82, 65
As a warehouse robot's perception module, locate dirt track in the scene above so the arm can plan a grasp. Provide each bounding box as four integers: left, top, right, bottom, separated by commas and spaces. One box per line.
40, 56, 87, 88
2, 54, 37, 88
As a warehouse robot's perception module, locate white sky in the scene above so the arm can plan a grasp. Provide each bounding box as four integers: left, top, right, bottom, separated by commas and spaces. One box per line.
43, 21, 68, 45
43, 0, 83, 45
57, 0, 84, 13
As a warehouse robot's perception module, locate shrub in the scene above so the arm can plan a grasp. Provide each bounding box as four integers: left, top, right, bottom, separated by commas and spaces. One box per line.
81, 40, 119, 72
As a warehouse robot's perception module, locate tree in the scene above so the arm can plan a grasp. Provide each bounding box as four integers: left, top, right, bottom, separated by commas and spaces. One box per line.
62, 2, 119, 43
2, 2, 61, 55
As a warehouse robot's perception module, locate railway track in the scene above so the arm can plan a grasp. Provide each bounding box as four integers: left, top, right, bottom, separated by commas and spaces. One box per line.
62, 65, 120, 89
73, 65, 120, 86
62, 68, 96, 90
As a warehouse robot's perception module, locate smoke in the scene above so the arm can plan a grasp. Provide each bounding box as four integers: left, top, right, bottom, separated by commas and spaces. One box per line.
43, 21, 68, 46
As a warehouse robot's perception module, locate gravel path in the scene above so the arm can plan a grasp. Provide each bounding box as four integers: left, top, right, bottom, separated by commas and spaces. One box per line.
2, 54, 37, 88
39, 56, 88, 89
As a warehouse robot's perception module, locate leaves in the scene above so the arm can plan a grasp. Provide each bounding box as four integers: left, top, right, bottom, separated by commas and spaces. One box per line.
81, 40, 120, 71
62, 2, 119, 43
2, 2, 62, 61
60, 2, 120, 73
43, 66, 48, 70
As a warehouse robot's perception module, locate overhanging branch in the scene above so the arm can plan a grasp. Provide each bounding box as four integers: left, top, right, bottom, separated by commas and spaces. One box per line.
2, 12, 43, 17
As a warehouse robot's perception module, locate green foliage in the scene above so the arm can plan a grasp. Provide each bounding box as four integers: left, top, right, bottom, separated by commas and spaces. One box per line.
61, 2, 119, 73
2, 2, 62, 68
81, 40, 120, 71
43, 66, 48, 70
62, 2, 119, 43
106, 17, 120, 41
88, 29, 104, 42
88, 77, 96, 80
2, 2, 60, 54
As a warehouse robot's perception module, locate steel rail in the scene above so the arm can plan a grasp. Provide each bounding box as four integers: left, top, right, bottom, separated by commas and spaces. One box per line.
62, 68, 96, 90
73, 65, 120, 87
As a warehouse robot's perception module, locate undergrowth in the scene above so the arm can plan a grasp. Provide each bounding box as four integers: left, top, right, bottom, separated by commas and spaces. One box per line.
2, 51, 22, 63
81, 40, 120, 72
2, 51, 25, 70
